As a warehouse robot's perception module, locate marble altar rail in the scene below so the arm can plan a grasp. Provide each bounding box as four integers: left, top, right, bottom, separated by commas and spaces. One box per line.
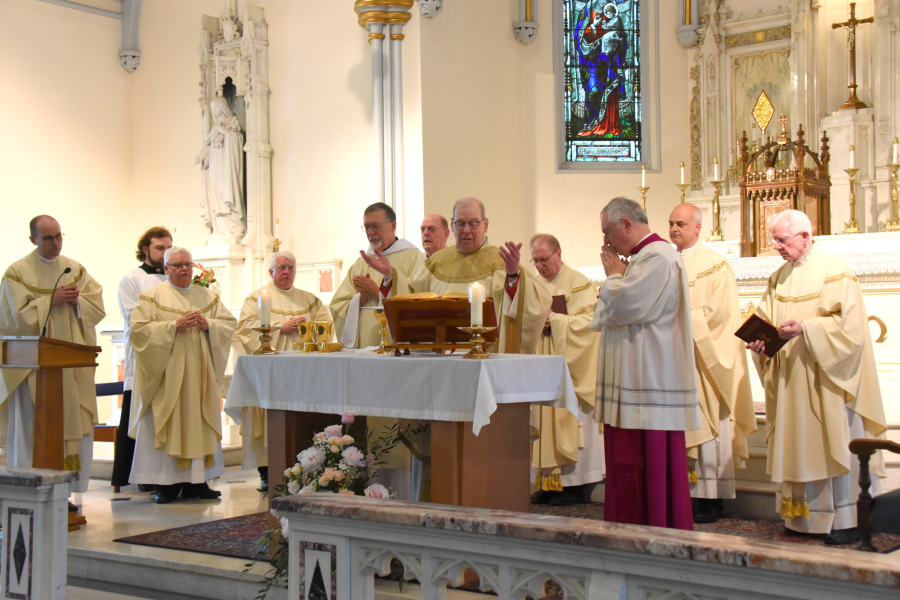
0, 466, 75, 600
273, 493, 899, 600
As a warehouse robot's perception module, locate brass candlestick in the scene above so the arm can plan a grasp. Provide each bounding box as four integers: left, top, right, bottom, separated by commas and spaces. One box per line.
707, 180, 724, 241
885, 164, 900, 232
675, 183, 690, 203
251, 326, 279, 355
458, 326, 497, 359
638, 186, 650, 210
842, 167, 861, 234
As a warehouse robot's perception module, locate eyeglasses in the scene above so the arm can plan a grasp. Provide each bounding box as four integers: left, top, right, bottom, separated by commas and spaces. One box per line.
772, 232, 802, 246
37, 233, 64, 243
166, 262, 193, 270
453, 219, 483, 231
530, 253, 558, 266
361, 221, 391, 232
273, 265, 296, 273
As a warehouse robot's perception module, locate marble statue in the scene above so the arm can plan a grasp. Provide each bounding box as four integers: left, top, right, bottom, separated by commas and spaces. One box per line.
196, 97, 246, 245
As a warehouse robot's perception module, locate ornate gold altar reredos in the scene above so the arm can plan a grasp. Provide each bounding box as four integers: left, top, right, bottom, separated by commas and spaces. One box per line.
738, 121, 831, 257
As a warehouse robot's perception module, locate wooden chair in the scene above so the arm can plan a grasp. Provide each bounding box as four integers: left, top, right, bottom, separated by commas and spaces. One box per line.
94, 381, 124, 491
849, 438, 900, 552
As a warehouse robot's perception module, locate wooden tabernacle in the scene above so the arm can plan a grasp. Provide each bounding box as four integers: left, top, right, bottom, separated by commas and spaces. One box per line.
381, 295, 498, 355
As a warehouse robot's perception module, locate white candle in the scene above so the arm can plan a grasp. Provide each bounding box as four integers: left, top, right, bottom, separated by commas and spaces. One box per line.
849, 145, 856, 169
728, 147, 733, 166
258, 291, 272, 327
641, 164, 647, 188
713, 157, 720, 181
274, 219, 279, 239
680, 161, 685, 185
893, 138, 899, 165
468, 282, 485, 327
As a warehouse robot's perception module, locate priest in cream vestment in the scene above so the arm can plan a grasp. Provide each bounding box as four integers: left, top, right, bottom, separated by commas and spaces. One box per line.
368, 198, 551, 356
528, 234, 603, 506
331, 202, 424, 349
129, 247, 237, 504
748, 210, 886, 545
669, 204, 756, 523
237, 251, 331, 491
0, 215, 105, 494
591, 198, 699, 530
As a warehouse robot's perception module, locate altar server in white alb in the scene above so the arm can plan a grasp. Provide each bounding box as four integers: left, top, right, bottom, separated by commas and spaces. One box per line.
529, 233, 604, 506
110, 226, 173, 491
331, 202, 425, 349
668, 204, 756, 523
0, 215, 105, 495
591, 197, 699, 530
747, 210, 887, 545
237, 251, 331, 491
129, 247, 237, 504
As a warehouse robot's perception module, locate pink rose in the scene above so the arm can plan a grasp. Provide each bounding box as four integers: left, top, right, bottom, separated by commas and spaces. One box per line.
364, 483, 390, 499
341, 446, 366, 468
340, 411, 356, 424
297, 484, 315, 494
324, 425, 343, 438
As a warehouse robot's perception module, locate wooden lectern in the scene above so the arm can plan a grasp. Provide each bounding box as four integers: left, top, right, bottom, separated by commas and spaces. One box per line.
0, 336, 101, 530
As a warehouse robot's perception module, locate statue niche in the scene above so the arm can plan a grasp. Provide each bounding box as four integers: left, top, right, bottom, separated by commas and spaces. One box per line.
738, 123, 831, 257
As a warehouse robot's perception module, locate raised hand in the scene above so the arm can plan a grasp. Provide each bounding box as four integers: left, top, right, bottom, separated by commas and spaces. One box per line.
498, 241, 522, 275
359, 248, 392, 279
600, 245, 627, 277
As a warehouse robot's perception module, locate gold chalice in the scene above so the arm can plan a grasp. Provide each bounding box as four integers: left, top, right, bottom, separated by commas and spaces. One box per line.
313, 321, 334, 351
369, 307, 390, 354
298, 321, 317, 353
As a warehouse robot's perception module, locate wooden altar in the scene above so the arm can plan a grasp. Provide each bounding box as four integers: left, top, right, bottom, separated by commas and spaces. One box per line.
738, 123, 832, 257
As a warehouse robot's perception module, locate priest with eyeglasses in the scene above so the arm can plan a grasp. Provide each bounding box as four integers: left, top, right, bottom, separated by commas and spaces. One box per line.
236, 251, 330, 491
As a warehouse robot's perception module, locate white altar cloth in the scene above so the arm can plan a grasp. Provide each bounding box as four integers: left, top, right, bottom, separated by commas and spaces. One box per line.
225, 351, 579, 434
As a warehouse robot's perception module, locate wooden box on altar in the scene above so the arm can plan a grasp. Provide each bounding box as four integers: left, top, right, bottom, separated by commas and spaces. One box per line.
382, 294, 497, 352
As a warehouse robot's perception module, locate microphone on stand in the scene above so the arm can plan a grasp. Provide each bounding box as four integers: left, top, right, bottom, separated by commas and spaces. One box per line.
41, 267, 72, 337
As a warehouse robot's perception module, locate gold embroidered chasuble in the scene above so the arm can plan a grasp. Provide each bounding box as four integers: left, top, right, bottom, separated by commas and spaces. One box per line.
752, 245, 886, 495
129, 283, 237, 464
237, 285, 331, 450
531, 263, 601, 488
330, 244, 424, 348
682, 243, 757, 469
399, 244, 552, 354
0, 250, 105, 465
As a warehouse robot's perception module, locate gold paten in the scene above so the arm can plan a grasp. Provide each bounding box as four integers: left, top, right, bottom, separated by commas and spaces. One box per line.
751, 90, 775, 134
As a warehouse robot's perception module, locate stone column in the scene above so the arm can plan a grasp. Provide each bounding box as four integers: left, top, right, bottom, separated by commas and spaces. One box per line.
0, 467, 75, 600
355, 0, 413, 234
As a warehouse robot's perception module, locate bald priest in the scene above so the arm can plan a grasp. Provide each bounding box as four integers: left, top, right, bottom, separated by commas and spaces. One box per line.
129, 247, 237, 504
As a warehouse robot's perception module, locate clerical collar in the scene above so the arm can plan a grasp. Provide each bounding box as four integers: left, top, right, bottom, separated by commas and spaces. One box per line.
38, 254, 59, 263
680, 243, 697, 258
168, 281, 192, 291
792, 243, 815, 266
140, 262, 164, 275
629, 233, 667, 256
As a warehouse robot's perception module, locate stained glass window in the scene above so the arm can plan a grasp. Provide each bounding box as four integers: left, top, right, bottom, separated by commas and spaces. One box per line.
562, 0, 641, 163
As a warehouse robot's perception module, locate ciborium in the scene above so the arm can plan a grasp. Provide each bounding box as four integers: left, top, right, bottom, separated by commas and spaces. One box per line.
457, 326, 497, 359
313, 321, 334, 351
251, 326, 279, 355
298, 321, 317, 352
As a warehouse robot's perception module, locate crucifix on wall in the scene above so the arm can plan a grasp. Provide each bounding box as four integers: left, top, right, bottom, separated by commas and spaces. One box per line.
832, 2, 874, 111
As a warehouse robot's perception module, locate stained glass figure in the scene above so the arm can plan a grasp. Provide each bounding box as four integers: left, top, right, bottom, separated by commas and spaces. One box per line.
563, 0, 641, 162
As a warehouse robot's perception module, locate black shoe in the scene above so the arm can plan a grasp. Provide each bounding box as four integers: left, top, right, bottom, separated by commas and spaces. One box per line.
138, 484, 157, 493
68, 501, 79, 513
181, 482, 222, 500
692, 498, 723, 524
824, 527, 860, 546
154, 484, 182, 504
549, 488, 582, 506
257, 467, 269, 493
531, 489, 557, 505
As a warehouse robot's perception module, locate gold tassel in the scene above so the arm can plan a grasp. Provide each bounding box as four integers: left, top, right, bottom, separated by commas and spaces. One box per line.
178, 458, 191, 469
551, 474, 563, 492
688, 469, 698, 484
781, 497, 792, 518
800, 499, 811, 519
535, 472, 543, 490
63, 454, 81, 472
205, 454, 214, 467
